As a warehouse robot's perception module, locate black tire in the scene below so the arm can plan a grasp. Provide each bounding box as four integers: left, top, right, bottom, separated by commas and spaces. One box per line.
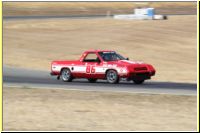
133, 79, 145, 84
60, 68, 73, 82
88, 78, 97, 83
106, 70, 119, 84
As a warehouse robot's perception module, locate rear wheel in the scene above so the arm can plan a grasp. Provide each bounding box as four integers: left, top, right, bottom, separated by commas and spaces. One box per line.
60, 68, 73, 82
106, 70, 119, 84
133, 79, 144, 84
88, 78, 97, 83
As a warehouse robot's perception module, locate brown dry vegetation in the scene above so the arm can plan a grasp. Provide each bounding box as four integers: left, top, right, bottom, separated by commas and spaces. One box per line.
3, 2, 197, 16
3, 87, 197, 131
4, 2, 196, 8
3, 16, 197, 83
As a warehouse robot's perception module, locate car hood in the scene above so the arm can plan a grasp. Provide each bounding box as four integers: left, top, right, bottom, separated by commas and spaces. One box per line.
106, 60, 155, 72
107, 60, 147, 67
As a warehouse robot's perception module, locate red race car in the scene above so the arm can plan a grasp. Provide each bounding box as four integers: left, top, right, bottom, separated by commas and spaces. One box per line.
50, 50, 156, 84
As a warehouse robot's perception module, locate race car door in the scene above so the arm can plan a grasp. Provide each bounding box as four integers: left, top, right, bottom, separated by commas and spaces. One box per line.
82, 52, 104, 79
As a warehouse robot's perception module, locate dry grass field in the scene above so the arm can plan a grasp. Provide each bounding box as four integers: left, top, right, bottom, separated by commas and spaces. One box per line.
3, 15, 197, 83
3, 87, 197, 131
3, 2, 196, 16
4, 2, 196, 9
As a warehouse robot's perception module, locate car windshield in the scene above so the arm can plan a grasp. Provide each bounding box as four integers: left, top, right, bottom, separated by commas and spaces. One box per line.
98, 52, 126, 61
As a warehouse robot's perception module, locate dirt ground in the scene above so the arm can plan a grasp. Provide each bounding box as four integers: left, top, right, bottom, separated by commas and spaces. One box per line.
3, 87, 197, 131
3, 15, 197, 83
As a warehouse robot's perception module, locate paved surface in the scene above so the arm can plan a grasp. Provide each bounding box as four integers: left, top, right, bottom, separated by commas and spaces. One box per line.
3, 15, 107, 20
3, 66, 197, 95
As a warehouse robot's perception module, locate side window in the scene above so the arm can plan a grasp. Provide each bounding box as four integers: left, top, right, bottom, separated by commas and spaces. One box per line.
83, 53, 100, 62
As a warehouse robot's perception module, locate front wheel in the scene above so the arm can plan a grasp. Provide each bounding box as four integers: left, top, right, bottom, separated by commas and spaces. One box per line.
133, 79, 144, 84
60, 68, 73, 82
106, 70, 119, 84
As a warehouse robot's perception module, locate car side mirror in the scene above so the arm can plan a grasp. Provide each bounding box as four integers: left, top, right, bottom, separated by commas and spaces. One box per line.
126, 57, 129, 60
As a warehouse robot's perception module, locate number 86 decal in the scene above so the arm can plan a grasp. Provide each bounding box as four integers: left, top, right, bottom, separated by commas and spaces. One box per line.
86, 66, 95, 73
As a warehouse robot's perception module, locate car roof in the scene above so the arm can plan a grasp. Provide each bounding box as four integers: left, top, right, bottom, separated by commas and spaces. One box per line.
84, 50, 115, 53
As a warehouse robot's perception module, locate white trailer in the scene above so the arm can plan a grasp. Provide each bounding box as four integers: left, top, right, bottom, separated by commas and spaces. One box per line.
113, 8, 167, 20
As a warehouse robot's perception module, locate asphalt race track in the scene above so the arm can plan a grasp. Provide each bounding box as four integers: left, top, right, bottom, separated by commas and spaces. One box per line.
3, 66, 197, 95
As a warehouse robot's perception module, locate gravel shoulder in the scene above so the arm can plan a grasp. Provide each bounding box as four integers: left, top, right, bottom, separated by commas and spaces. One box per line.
3, 87, 197, 131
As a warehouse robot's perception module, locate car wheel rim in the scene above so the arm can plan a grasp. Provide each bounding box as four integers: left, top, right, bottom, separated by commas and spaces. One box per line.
62, 70, 70, 80
107, 71, 116, 82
